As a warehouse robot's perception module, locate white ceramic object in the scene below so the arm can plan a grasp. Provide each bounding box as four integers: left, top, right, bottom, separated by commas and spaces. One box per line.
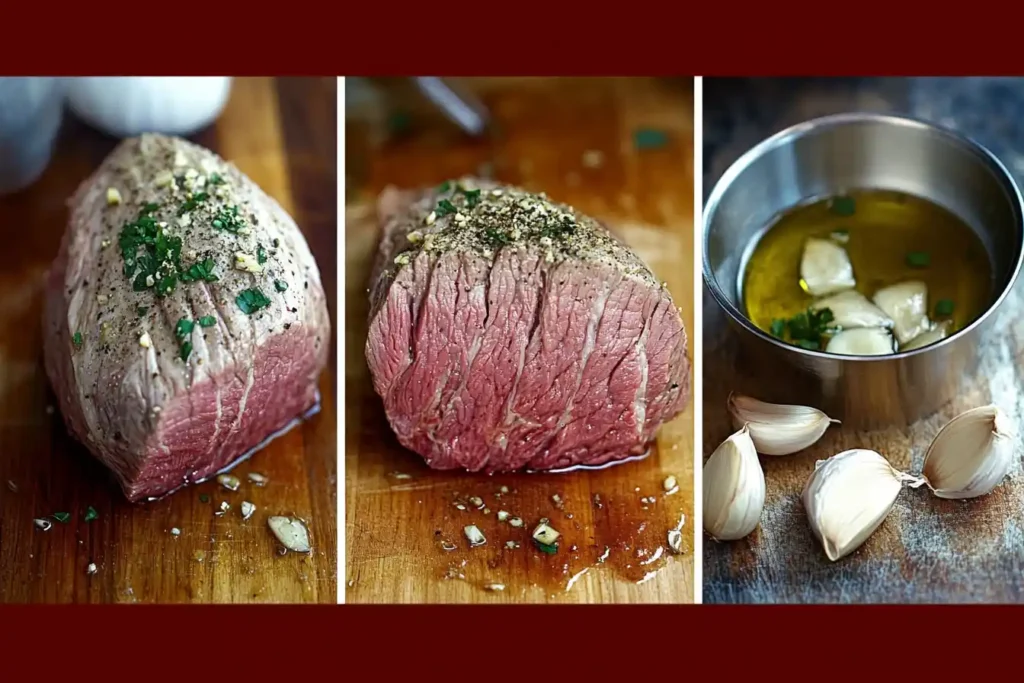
0, 77, 66, 194
67, 77, 232, 138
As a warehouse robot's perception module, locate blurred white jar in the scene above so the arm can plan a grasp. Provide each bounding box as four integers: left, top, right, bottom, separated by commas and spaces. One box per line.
0, 77, 66, 194
67, 77, 232, 138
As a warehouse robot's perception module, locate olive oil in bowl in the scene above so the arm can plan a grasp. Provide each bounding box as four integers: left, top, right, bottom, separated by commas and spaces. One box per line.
742, 189, 993, 354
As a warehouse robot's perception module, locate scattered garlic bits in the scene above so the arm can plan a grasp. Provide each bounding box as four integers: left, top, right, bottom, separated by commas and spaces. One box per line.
240, 501, 256, 520
728, 394, 838, 456
922, 405, 1015, 499
391, 180, 656, 285
267, 516, 312, 553
464, 525, 487, 547
106, 187, 122, 205
703, 425, 765, 541
802, 449, 923, 562
216, 474, 240, 491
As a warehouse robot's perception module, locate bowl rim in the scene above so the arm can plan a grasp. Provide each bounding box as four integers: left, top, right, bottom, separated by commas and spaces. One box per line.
702, 111, 1024, 362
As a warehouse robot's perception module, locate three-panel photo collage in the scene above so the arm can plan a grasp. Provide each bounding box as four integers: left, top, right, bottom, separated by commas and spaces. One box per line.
2, 76, 1021, 605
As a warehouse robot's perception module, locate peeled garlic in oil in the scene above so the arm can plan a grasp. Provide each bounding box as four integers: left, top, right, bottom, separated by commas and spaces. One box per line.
825, 327, 894, 356
902, 320, 952, 352
873, 280, 931, 344
728, 394, 838, 456
800, 237, 856, 297
811, 290, 893, 330
803, 449, 922, 562
922, 405, 1016, 499
703, 425, 765, 541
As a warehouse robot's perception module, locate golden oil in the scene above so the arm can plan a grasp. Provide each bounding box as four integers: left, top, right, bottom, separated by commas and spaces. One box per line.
742, 190, 992, 343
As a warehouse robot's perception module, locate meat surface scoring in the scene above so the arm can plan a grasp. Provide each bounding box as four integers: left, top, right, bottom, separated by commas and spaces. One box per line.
43, 133, 330, 502
366, 178, 690, 472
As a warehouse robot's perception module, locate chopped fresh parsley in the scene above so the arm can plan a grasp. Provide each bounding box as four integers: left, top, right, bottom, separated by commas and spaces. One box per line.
236, 288, 271, 315
137, 306, 149, 316
438, 180, 451, 193
208, 173, 225, 185
462, 188, 482, 208
141, 202, 160, 214
211, 205, 246, 233
177, 191, 210, 217
198, 315, 217, 328
175, 318, 194, 339
533, 539, 559, 555
770, 319, 786, 338
52, 512, 71, 523
119, 209, 183, 297
72, 331, 83, 349
179, 258, 219, 283
257, 244, 267, 264
180, 341, 193, 362
935, 299, 955, 317
906, 251, 930, 268
274, 279, 289, 292
483, 227, 513, 247
435, 199, 457, 217
84, 506, 98, 522
830, 196, 856, 217
774, 307, 835, 350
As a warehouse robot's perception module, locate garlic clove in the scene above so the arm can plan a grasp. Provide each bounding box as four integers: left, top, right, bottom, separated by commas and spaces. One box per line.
922, 405, 1016, 499
810, 290, 893, 330
703, 425, 765, 541
825, 327, 894, 355
800, 237, 856, 297
728, 393, 839, 456
902, 320, 952, 351
872, 280, 931, 344
802, 449, 922, 561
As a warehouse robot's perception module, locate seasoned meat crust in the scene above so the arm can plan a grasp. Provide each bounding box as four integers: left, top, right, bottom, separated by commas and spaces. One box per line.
43, 134, 330, 501
366, 178, 690, 472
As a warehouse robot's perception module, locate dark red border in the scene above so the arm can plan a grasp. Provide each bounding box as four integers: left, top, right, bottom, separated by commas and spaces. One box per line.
3, 6, 1022, 74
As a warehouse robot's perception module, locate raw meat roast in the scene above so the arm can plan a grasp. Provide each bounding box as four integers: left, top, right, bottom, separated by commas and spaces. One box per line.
366, 179, 690, 472
44, 134, 330, 501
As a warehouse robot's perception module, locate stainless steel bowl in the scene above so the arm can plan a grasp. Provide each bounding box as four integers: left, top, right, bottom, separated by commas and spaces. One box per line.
703, 112, 1024, 429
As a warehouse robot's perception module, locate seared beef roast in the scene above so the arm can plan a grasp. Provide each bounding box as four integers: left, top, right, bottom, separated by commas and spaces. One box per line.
44, 134, 330, 501
366, 180, 689, 472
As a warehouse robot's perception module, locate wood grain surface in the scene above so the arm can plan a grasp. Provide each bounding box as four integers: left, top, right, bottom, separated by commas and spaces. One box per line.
0, 77, 337, 604
345, 77, 695, 603
702, 77, 1024, 604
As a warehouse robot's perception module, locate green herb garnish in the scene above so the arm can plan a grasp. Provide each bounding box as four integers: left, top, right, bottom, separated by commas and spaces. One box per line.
770, 319, 786, 338
906, 251, 930, 268
137, 306, 149, 316
482, 227, 513, 247
208, 173, 225, 185
175, 318, 194, 339
84, 506, 98, 522
199, 494, 210, 503
796, 339, 821, 350
633, 128, 669, 150
435, 199, 457, 217
274, 280, 289, 292
830, 196, 856, 216
934, 299, 955, 317
119, 208, 183, 297
211, 205, 246, 233
776, 307, 835, 350
438, 180, 451, 193
179, 258, 219, 283
52, 512, 71, 523
177, 192, 210, 217
198, 315, 217, 328
72, 332, 83, 349
462, 188, 482, 208
236, 288, 271, 315
257, 245, 267, 264
533, 540, 559, 555
180, 341, 193, 362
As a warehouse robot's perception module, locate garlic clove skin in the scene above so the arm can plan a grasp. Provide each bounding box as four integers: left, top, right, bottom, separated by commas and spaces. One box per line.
825, 327, 894, 356
802, 449, 918, 562
703, 425, 766, 541
728, 393, 839, 456
872, 280, 931, 344
922, 405, 1017, 499
811, 290, 893, 330
800, 237, 856, 297
902, 321, 952, 351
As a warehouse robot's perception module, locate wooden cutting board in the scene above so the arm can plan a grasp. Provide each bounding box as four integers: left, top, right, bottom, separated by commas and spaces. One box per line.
345, 78, 695, 603
702, 78, 1024, 603
0, 77, 337, 604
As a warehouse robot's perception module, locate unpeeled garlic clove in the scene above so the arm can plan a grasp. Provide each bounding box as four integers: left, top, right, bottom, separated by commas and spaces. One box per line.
802, 449, 923, 562
873, 280, 931, 344
902, 320, 952, 351
825, 327, 894, 355
810, 290, 893, 330
800, 238, 856, 297
703, 425, 765, 541
728, 394, 839, 456
922, 405, 1017, 499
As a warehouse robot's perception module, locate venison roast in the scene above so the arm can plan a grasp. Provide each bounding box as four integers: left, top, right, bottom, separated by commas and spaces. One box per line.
365, 179, 689, 472
43, 134, 330, 501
